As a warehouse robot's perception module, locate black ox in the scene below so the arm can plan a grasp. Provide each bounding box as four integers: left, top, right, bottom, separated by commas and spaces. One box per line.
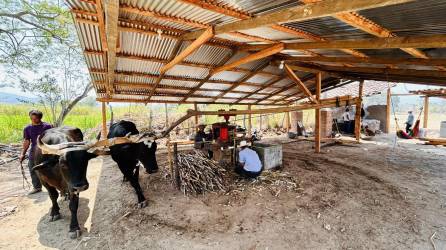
107, 120, 158, 208
34, 127, 100, 239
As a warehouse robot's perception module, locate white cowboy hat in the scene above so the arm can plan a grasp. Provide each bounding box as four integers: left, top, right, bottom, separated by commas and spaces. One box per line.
239, 140, 248, 147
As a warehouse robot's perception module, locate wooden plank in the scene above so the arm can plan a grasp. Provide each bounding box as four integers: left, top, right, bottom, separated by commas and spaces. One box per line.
315, 72, 322, 153
96, 97, 286, 105
284, 64, 317, 103
285, 111, 290, 133
160, 27, 214, 74
182, 0, 414, 40
213, 43, 284, 74
423, 96, 429, 128
241, 34, 446, 51
282, 56, 446, 67
104, 0, 119, 94
355, 80, 364, 141
386, 87, 391, 133
101, 102, 107, 139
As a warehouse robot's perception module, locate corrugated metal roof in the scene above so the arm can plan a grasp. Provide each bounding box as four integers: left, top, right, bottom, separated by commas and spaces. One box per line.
283, 16, 375, 41
359, 0, 446, 37
116, 58, 163, 74
120, 31, 178, 59
121, 0, 235, 25
67, 0, 446, 105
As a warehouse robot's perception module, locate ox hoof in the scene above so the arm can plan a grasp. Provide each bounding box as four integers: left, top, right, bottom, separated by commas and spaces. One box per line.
69, 229, 81, 239
49, 214, 61, 222
137, 200, 148, 209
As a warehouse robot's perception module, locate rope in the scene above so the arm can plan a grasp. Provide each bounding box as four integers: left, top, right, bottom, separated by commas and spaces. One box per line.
19, 160, 32, 190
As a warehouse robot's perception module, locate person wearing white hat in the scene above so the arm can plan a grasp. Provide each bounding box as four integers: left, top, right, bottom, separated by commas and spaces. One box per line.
235, 140, 262, 178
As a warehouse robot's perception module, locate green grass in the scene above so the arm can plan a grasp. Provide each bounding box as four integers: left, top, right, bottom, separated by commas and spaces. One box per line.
0, 104, 103, 143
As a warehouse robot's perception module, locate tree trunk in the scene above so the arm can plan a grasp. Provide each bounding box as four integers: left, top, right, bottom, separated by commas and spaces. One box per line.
54, 83, 93, 127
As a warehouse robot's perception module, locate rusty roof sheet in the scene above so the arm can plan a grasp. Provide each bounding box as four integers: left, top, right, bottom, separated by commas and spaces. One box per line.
67, 0, 446, 104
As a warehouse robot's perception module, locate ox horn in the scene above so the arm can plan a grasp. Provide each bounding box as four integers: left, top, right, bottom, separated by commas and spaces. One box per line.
37, 136, 92, 155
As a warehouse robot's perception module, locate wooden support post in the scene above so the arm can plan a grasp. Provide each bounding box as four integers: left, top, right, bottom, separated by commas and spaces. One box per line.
315, 72, 322, 153
173, 143, 180, 190
386, 87, 391, 133
101, 102, 107, 139
248, 105, 252, 138
423, 96, 429, 128
194, 103, 199, 131
355, 80, 364, 142
285, 111, 290, 132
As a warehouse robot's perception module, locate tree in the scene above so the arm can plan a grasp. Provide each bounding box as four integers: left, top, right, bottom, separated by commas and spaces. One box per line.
0, 0, 69, 72
2, 0, 93, 127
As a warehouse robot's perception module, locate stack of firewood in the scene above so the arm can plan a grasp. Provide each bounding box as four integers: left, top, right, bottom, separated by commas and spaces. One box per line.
175, 150, 226, 195
0, 144, 21, 166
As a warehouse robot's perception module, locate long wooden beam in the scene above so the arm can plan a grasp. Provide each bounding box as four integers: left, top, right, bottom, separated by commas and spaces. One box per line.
241, 34, 446, 51
182, 0, 414, 40
160, 27, 214, 74
213, 43, 284, 74
284, 64, 317, 103
311, 64, 446, 78
281, 56, 446, 67
96, 97, 284, 105
104, 0, 119, 94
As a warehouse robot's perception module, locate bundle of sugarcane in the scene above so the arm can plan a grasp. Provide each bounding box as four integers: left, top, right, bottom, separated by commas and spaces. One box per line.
176, 150, 226, 195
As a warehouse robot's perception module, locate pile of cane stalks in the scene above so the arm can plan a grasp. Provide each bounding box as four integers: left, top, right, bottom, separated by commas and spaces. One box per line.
176, 150, 226, 195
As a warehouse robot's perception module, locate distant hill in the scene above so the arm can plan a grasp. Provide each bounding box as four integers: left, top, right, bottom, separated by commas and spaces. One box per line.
0, 92, 38, 104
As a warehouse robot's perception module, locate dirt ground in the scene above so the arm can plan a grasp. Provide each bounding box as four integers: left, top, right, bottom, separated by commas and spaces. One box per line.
0, 134, 445, 250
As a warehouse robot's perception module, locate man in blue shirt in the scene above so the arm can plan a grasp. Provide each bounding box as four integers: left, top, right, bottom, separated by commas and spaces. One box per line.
235, 140, 262, 178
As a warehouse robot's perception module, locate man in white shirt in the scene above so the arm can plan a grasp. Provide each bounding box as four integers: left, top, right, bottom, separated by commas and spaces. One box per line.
235, 140, 262, 178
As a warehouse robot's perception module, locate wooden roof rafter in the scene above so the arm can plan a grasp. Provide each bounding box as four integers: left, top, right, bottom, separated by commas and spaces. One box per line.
240, 34, 446, 51
213, 43, 284, 74
280, 56, 446, 67
255, 74, 316, 104
104, 0, 118, 95
284, 64, 317, 103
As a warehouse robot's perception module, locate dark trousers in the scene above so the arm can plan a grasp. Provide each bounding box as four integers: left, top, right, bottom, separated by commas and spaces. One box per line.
234, 165, 261, 179
27, 159, 42, 189
405, 123, 412, 134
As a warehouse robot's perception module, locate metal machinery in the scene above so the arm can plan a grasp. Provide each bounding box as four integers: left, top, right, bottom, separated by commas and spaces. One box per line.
195, 109, 247, 166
